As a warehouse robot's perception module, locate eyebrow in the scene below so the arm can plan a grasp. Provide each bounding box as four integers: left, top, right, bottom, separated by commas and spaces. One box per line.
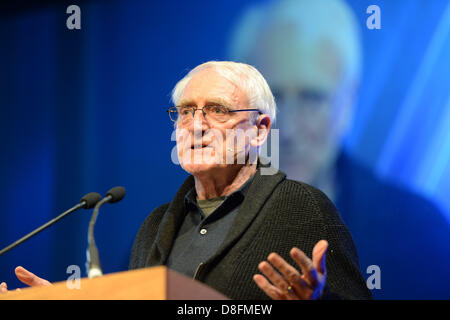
177, 97, 234, 108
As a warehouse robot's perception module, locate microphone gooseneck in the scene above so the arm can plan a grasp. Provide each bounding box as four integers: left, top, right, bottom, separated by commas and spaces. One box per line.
0, 192, 102, 257
86, 186, 126, 278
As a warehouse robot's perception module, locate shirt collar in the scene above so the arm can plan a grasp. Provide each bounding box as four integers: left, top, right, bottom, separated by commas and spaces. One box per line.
184, 173, 255, 210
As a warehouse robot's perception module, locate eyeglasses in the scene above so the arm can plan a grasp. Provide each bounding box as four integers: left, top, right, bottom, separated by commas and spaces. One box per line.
167, 105, 261, 124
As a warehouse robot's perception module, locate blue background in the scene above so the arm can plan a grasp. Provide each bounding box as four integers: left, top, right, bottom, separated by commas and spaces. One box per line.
1, 0, 449, 299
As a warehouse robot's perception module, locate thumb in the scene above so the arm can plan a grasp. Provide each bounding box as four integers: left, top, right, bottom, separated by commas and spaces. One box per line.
15, 266, 52, 287
312, 240, 328, 275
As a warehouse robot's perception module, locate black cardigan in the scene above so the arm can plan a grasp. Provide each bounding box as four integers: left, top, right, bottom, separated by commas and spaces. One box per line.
129, 167, 372, 300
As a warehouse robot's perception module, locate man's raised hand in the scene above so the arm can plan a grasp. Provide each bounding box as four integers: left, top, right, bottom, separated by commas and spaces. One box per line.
253, 240, 328, 300
0, 266, 51, 293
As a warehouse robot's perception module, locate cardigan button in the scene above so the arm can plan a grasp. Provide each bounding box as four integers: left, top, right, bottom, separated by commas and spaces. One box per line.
200, 228, 207, 235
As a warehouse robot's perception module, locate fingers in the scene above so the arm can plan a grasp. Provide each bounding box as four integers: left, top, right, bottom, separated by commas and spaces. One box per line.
15, 266, 52, 287
253, 240, 329, 300
253, 274, 285, 300
290, 247, 319, 287
0, 282, 8, 293
255, 256, 312, 300
312, 240, 328, 275
266, 253, 312, 298
258, 260, 288, 292
0, 266, 52, 293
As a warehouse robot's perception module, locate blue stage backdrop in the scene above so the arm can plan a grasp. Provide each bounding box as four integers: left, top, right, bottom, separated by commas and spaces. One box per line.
1, 0, 449, 299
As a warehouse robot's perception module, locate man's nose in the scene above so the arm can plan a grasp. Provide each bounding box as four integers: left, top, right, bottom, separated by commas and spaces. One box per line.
192, 109, 209, 129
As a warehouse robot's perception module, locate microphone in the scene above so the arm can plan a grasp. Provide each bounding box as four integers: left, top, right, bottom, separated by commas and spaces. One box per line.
0, 192, 102, 257
86, 186, 126, 278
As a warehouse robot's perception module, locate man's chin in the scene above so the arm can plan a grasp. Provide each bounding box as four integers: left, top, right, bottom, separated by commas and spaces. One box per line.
181, 161, 224, 176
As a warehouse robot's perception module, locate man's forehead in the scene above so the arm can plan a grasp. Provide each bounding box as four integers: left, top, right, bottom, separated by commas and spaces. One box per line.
177, 96, 234, 107
178, 70, 249, 107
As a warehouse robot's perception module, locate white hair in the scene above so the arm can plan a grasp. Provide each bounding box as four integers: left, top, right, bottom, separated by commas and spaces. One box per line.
228, 0, 362, 89
171, 61, 277, 122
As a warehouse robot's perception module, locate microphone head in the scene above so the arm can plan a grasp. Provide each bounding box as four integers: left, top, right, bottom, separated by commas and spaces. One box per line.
80, 192, 102, 209
106, 186, 126, 203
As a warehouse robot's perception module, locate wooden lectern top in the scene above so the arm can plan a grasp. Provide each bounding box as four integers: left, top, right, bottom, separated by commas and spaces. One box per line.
0, 266, 228, 300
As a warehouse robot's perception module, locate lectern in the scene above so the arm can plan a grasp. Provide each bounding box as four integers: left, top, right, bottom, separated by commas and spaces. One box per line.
0, 266, 228, 300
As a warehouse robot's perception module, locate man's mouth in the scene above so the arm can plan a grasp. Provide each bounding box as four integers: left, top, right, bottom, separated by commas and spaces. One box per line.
191, 143, 212, 149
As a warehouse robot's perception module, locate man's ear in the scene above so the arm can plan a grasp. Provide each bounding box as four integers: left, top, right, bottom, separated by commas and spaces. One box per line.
250, 114, 271, 147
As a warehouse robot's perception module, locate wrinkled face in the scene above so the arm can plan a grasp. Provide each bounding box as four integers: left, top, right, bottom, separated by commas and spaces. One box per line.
175, 68, 258, 176
248, 23, 354, 182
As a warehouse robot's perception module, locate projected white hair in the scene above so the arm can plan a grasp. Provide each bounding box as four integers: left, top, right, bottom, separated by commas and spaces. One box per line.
171, 61, 277, 122
228, 0, 362, 89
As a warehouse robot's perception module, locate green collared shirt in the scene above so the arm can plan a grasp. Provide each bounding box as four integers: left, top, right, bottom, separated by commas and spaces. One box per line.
166, 175, 254, 278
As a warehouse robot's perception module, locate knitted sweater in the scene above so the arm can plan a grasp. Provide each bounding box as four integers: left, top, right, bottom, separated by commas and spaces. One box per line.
129, 167, 372, 300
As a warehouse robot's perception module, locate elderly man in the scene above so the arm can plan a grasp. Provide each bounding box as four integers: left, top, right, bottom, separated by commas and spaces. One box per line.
1, 61, 370, 300
128, 61, 370, 300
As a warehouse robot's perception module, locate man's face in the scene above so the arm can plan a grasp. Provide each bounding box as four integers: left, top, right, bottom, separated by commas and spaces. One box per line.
248, 23, 353, 182
175, 68, 256, 176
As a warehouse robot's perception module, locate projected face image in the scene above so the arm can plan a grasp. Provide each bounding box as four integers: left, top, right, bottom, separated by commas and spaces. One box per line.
249, 24, 353, 184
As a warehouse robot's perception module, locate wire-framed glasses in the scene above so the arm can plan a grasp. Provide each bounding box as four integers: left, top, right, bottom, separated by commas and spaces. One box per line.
167, 105, 261, 124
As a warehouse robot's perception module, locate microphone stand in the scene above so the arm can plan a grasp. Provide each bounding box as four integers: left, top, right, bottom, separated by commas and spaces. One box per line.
85, 186, 125, 278
86, 196, 111, 278
0, 202, 85, 257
